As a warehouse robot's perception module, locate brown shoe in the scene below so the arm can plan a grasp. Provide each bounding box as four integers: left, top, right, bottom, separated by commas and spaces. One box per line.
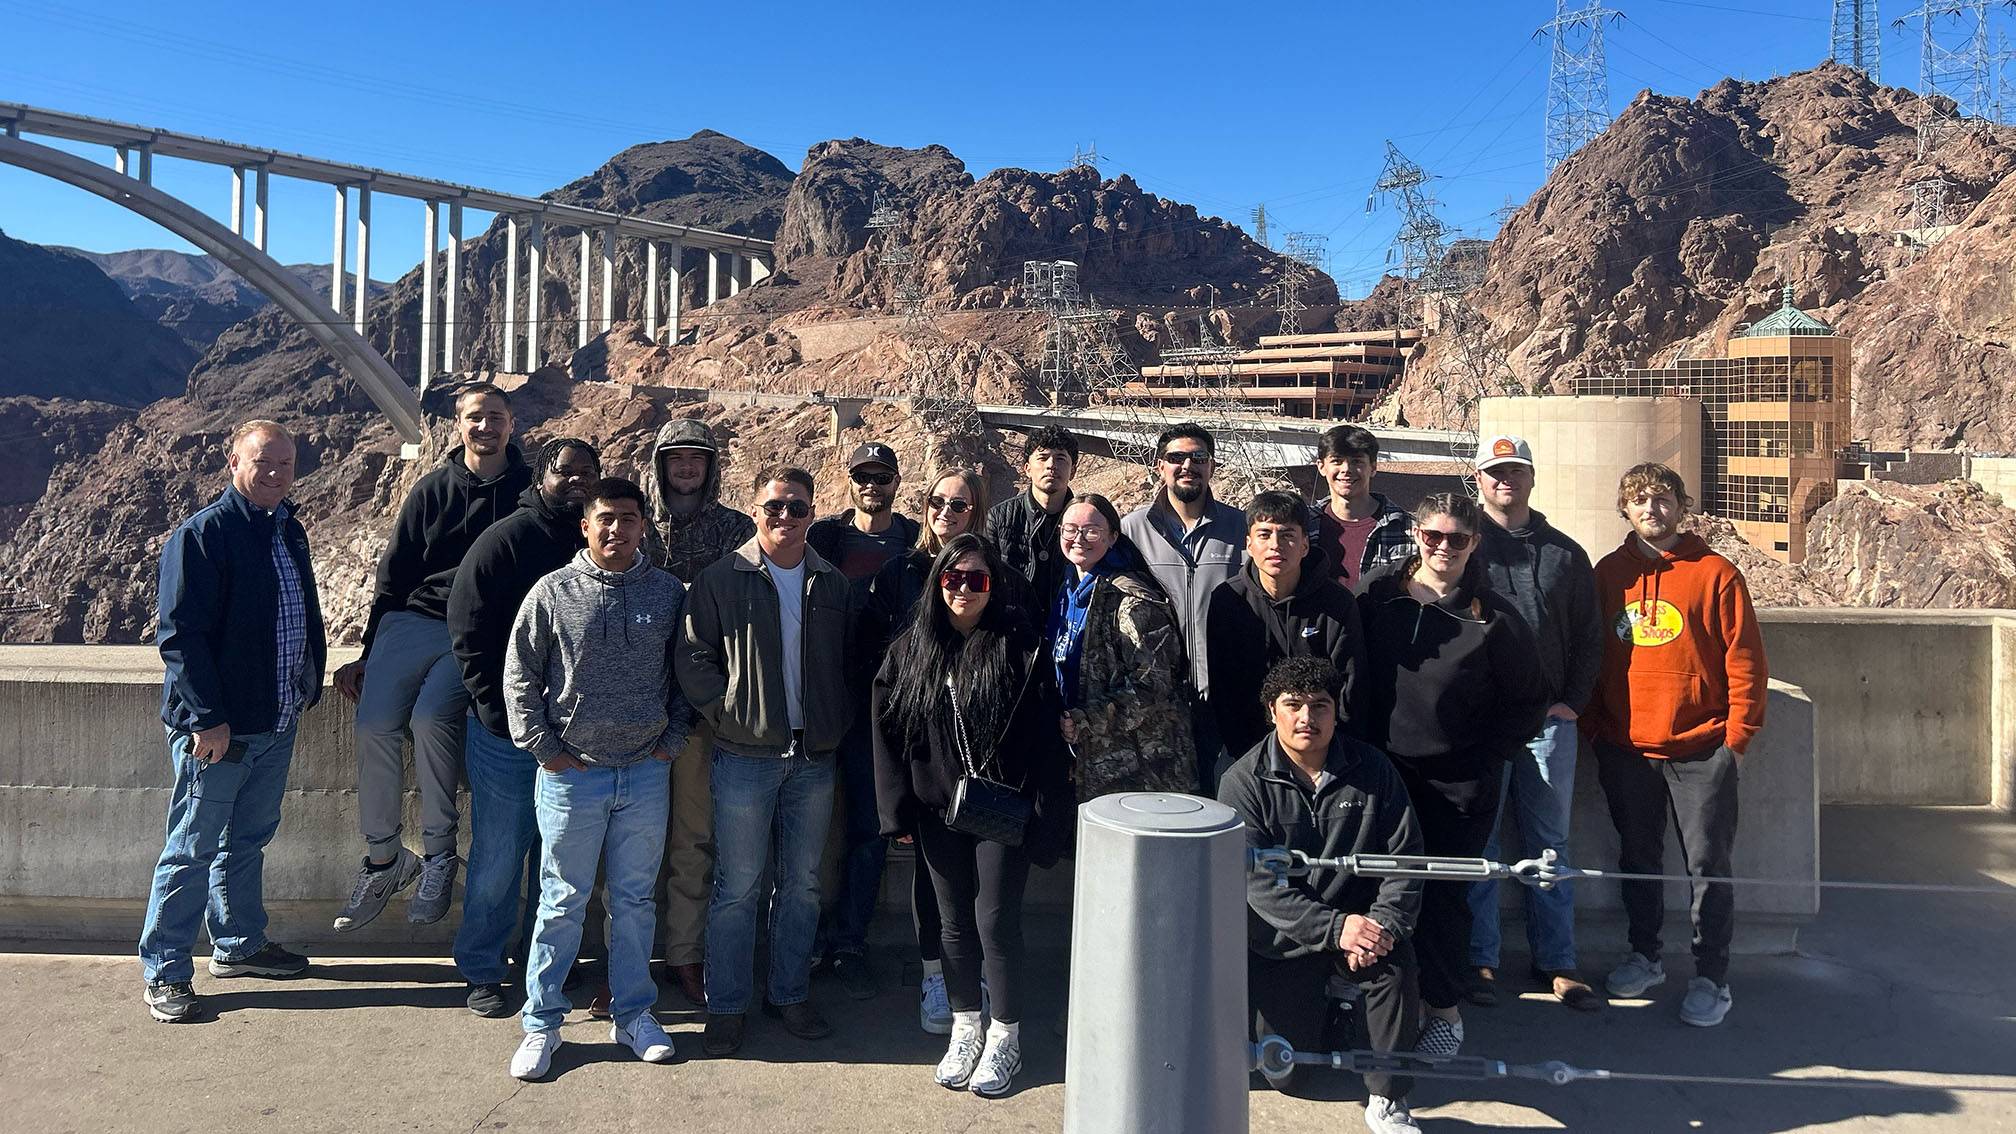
588, 982, 612, 1019
764, 998, 833, 1040
1464, 966, 1499, 1007
702, 1012, 745, 1056
666, 962, 707, 1009
1532, 967, 1603, 1012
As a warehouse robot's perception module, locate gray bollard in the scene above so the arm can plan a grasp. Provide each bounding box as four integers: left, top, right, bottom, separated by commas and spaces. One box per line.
1063, 792, 1249, 1134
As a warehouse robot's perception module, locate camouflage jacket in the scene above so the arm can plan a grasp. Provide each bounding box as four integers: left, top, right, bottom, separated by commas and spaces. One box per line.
1065, 569, 1198, 800
649, 502, 755, 586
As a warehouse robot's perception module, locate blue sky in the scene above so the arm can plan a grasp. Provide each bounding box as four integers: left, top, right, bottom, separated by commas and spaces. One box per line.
0, 0, 1948, 297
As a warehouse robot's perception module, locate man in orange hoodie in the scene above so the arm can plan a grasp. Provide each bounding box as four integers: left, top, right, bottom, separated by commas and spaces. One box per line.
1585, 463, 1766, 1029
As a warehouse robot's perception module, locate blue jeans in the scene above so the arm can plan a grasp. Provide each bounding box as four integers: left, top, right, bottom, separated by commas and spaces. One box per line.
1468, 715, 1578, 972
823, 723, 884, 958
138, 725, 297, 984
705, 747, 835, 1015
452, 717, 542, 986
521, 759, 671, 1034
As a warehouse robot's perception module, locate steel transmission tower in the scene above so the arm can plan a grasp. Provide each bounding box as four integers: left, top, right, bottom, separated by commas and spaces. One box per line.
1831, 0, 1883, 79
1894, 1, 2000, 153
1250, 204, 1270, 248
1264, 232, 1327, 337
1536, 2, 1625, 171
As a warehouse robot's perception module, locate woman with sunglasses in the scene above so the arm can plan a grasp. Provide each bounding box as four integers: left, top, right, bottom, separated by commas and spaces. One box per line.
1049, 494, 1196, 801
857, 468, 999, 1034
1356, 492, 1547, 1058
871, 533, 1068, 1098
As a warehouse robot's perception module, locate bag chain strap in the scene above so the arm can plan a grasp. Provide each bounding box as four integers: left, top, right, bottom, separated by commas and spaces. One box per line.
945, 674, 981, 779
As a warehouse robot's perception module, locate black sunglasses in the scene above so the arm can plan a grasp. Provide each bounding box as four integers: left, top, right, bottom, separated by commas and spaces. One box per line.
927, 495, 973, 514
851, 469, 896, 487
1160, 450, 1211, 466
760, 499, 812, 519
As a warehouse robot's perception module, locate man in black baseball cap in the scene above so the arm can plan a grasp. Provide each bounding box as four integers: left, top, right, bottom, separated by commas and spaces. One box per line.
806, 440, 920, 1000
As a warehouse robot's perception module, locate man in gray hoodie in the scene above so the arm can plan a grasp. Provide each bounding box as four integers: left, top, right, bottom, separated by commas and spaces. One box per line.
643, 417, 755, 1007
502, 478, 693, 1081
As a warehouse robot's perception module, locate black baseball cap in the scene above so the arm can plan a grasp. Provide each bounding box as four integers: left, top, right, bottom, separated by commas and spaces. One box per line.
848, 442, 900, 472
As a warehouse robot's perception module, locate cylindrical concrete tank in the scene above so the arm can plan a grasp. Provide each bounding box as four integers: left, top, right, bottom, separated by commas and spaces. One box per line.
1063, 793, 1249, 1134
1477, 395, 1703, 560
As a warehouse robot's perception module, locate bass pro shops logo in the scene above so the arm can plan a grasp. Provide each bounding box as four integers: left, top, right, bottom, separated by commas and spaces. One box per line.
1615, 599, 1684, 647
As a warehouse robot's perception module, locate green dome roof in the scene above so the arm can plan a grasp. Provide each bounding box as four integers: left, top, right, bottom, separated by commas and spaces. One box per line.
1742, 285, 1834, 337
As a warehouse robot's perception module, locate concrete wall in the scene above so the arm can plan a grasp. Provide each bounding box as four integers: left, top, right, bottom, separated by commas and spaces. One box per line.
1971, 456, 2016, 510
1758, 608, 2016, 809
1477, 395, 1702, 561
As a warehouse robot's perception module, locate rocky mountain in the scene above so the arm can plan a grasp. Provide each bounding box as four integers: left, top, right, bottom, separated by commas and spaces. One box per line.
1384, 63, 2016, 445
0, 231, 194, 404
60, 247, 390, 355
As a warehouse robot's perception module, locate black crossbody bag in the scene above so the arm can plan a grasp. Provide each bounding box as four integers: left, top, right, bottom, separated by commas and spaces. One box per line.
941, 674, 1032, 847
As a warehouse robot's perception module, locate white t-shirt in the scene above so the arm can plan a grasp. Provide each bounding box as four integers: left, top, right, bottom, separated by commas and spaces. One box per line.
766, 555, 808, 731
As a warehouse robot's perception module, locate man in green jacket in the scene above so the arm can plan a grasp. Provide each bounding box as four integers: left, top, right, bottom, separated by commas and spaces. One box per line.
675, 465, 854, 1057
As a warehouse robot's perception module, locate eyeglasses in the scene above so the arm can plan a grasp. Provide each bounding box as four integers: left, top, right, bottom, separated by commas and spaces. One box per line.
1416, 528, 1474, 551
759, 499, 812, 519
1058, 524, 1109, 542
851, 469, 896, 487
939, 569, 992, 593
927, 495, 973, 514
1160, 450, 1211, 466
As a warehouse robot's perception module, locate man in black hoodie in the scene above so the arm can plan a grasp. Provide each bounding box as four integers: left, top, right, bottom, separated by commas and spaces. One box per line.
331, 383, 533, 934
445, 437, 600, 1016
1205, 490, 1367, 787
1218, 657, 1423, 1133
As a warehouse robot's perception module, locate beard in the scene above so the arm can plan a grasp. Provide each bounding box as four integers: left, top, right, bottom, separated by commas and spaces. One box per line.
856, 494, 892, 515
1171, 481, 1206, 505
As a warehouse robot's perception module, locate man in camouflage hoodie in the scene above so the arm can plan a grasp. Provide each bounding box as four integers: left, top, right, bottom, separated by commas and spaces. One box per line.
643, 417, 755, 1007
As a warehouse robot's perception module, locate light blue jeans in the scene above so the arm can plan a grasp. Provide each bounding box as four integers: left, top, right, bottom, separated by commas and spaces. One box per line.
1467, 715, 1579, 973
705, 747, 835, 1015
520, 759, 671, 1034
452, 716, 541, 987
138, 725, 297, 984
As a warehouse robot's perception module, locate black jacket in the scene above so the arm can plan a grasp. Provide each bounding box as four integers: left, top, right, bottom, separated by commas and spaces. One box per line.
157, 486, 327, 735
1473, 510, 1604, 711
364, 444, 532, 651
869, 617, 1072, 867
1217, 731, 1423, 960
1205, 554, 1368, 760
1356, 559, 1548, 768
859, 545, 1039, 680
447, 484, 586, 740
807, 509, 920, 594
987, 488, 1073, 612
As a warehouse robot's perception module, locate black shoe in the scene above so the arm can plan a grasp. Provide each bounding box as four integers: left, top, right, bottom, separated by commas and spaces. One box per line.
1530, 966, 1604, 1013
703, 1012, 746, 1056
828, 952, 877, 1001
144, 980, 200, 1022
207, 942, 310, 979
1464, 966, 1499, 1007
466, 982, 511, 1018
765, 999, 833, 1040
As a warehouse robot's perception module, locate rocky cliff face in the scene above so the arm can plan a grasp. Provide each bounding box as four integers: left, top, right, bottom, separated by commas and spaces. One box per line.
0, 232, 194, 404
60, 247, 388, 354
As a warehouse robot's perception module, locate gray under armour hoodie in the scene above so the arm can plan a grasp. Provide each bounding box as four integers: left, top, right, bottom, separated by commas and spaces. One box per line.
504, 548, 694, 767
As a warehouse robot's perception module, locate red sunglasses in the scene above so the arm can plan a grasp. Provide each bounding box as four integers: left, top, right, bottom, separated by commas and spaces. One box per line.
939, 569, 992, 593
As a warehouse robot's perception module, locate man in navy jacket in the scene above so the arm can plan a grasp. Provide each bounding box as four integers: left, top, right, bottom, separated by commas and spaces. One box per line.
140, 420, 326, 1023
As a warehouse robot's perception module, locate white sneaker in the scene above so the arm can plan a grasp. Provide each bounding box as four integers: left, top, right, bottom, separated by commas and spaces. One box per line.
968, 1029, 1022, 1097
509, 1029, 562, 1080
1364, 1094, 1422, 1133
613, 1015, 677, 1063
1605, 952, 1667, 998
935, 1019, 985, 1088
919, 971, 952, 1035
1679, 977, 1732, 1027
1414, 1015, 1463, 1056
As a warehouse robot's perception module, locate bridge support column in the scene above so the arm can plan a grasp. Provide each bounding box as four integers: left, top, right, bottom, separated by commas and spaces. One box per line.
229, 166, 245, 236
136, 144, 151, 185
253, 167, 269, 252
729, 253, 743, 297
115, 146, 130, 176
577, 231, 592, 349
503, 216, 520, 372
420, 199, 439, 395
707, 250, 721, 305
353, 186, 371, 335
600, 227, 615, 333
667, 242, 684, 343
750, 256, 770, 285
330, 184, 348, 317
444, 202, 462, 374
644, 242, 659, 340
527, 216, 544, 372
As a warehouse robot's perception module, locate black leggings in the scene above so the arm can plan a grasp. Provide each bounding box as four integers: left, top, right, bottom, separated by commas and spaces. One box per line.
915, 811, 1032, 1024
1392, 755, 1503, 1011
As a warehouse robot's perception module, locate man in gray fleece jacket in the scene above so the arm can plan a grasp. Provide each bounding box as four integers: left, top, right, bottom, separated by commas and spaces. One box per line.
501, 478, 692, 1081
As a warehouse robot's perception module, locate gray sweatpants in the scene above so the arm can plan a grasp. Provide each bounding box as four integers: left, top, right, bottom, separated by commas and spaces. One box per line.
356, 610, 468, 859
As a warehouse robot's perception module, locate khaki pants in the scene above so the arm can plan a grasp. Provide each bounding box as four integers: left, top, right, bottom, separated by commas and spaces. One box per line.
659, 724, 716, 965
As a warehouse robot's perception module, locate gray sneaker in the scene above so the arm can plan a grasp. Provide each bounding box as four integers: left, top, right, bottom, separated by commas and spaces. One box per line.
1604, 952, 1667, 998
333, 848, 421, 932
1679, 977, 1732, 1027
408, 852, 460, 924
1365, 1094, 1423, 1133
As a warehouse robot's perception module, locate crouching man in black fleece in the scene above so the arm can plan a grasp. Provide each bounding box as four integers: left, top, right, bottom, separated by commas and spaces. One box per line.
1218, 657, 1425, 1134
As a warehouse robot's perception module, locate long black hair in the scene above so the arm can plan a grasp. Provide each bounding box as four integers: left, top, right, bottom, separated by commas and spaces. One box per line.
881, 533, 1021, 766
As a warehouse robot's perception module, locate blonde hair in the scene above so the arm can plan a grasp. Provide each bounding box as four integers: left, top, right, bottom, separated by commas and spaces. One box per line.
920, 468, 989, 556
1616, 462, 1694, 516
228, 419, 291, 454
